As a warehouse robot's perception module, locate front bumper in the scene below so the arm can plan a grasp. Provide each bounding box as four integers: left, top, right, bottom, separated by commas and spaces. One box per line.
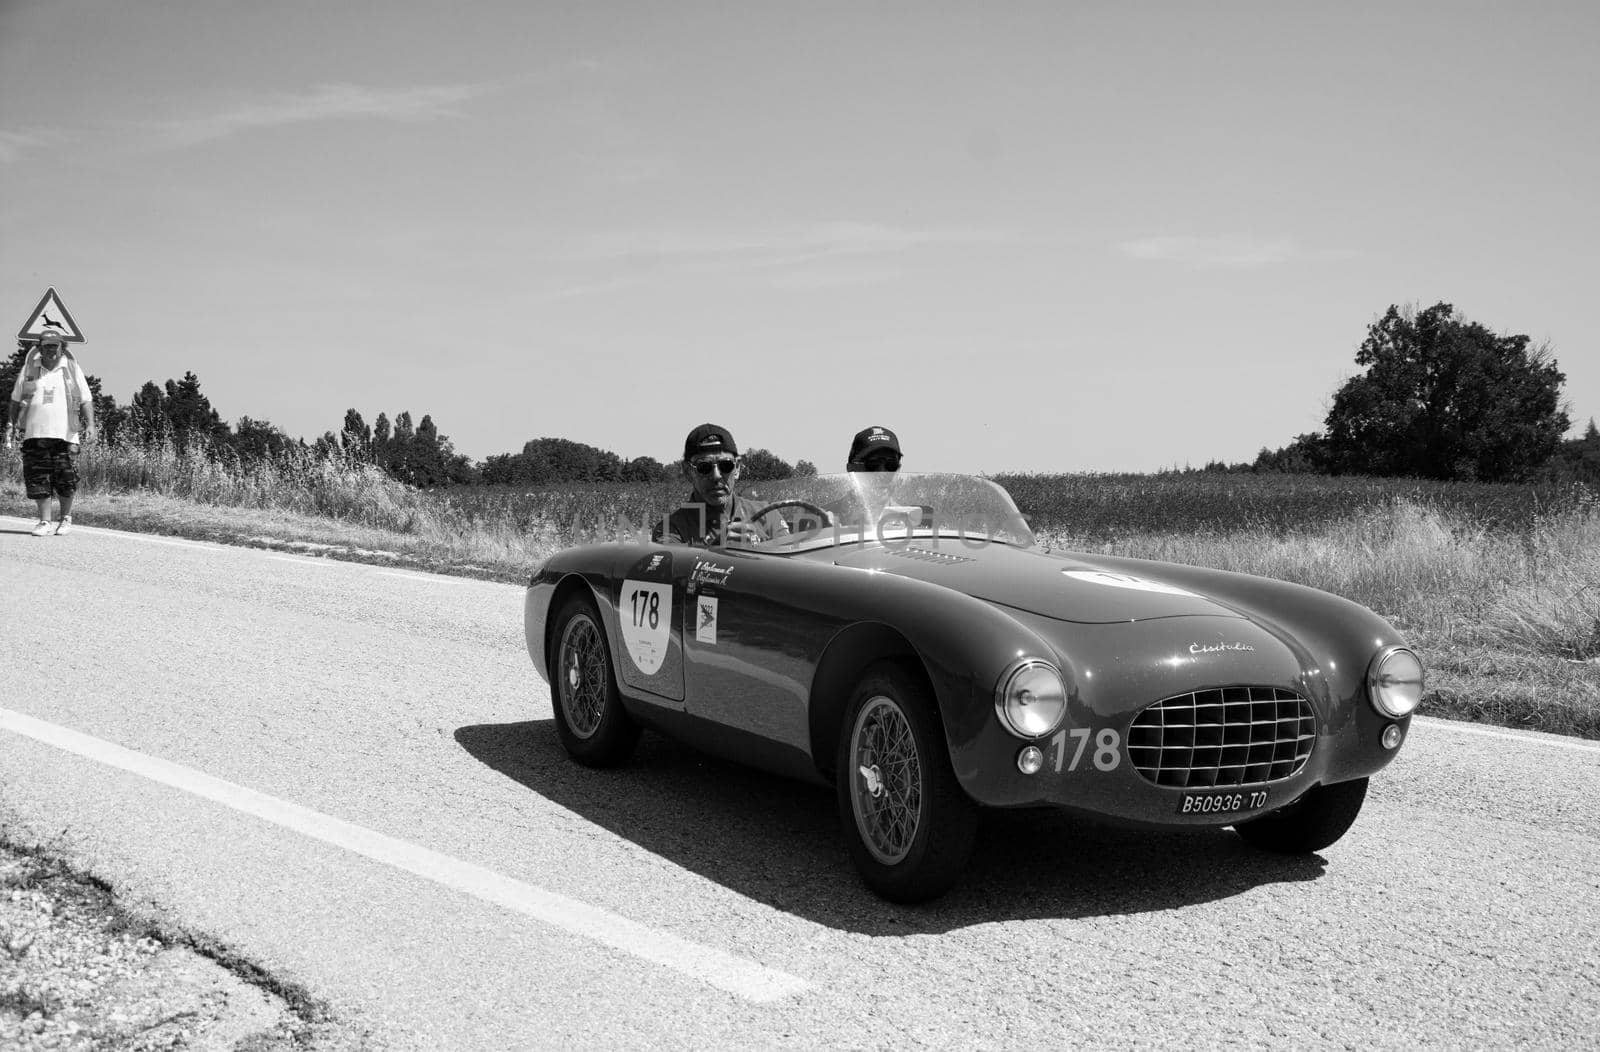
946, 616, 1410, 827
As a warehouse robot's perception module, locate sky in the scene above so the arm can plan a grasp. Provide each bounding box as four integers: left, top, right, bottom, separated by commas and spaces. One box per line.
2, 1, 1596, 475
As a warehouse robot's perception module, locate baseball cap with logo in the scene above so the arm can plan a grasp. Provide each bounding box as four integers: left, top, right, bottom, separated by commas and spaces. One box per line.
848, 425, 901, 464
683, 423, 739, 460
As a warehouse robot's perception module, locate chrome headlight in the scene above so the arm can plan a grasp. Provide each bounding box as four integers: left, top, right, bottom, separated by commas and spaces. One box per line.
994, 660, 1068, 738
1367, 646, 1424, 718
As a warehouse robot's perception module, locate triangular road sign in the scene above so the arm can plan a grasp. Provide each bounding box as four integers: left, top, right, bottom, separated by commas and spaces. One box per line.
17, 287, 86, 343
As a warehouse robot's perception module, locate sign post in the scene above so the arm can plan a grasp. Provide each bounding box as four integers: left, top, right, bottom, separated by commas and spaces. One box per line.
17, 287, 86, 344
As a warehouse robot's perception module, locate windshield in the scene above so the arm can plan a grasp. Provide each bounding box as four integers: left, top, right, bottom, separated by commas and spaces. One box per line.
732, 472, 1035, 552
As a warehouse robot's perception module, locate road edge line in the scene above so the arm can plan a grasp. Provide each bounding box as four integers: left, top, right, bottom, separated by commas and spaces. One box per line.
0, 707, 809, 1003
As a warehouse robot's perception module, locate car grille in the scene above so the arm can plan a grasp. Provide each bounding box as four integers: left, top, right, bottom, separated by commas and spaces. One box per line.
1128, 687, 1315, 788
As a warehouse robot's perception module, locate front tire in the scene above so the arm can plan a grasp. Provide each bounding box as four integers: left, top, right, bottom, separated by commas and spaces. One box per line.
550, 594, 640, 767
835, 662, 977, 903
1233, 777, 1368, 854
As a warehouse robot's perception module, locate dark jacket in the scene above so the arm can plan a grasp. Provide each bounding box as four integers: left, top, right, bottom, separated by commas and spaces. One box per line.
653, 493, 788, 546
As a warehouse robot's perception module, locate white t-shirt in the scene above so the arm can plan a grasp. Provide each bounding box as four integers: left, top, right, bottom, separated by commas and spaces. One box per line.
10, 356, 89, 443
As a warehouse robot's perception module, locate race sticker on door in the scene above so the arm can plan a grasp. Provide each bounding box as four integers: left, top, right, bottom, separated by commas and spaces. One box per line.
621, 580, 672, 674
696, 596, 718, 644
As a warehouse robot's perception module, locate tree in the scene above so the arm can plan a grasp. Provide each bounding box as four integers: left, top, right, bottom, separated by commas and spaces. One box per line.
622, 455, 671, 482
130, 381, 166, 438
1321, 303, 1569, 481
384, 411, 416, 480
162, 371, 230, 447
345, 407, 476, 486
1252, 433, 1327, 474
793, 459, 818, 478
739, 447, 794, 481
408, 413, 478, 487
341, 408, 371, 456
1548, 418, 1600, 487
230, 416, 293, 461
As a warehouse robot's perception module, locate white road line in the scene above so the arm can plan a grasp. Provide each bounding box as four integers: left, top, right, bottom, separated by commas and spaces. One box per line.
0, 708, 808, 1003
7, 515, 519, 588
2, 517, 223, 552
78, 530, 226, 552
1415, 716, 1600, 754
266, 554, 330, 566
376, 570, 472, 584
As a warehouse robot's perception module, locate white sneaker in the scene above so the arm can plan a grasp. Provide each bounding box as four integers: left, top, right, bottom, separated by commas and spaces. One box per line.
55, 516, 73, 536
30, 520, 52, 537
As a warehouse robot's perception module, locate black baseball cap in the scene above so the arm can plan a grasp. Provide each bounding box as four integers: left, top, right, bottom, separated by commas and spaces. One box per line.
848, 425, 900, 463
683, 423, 739, 460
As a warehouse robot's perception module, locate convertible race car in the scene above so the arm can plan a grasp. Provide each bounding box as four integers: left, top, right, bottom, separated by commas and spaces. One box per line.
523, 472, 1422, 902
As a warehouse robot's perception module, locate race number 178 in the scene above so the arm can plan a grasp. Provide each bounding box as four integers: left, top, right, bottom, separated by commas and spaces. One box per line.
1049, 728, 1122, 772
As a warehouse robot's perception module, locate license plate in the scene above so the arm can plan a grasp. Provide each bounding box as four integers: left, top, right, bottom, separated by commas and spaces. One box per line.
1178, 789, 1269, 815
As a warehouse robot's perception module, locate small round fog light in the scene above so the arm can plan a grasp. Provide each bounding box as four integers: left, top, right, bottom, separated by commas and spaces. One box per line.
1017, 745, 1045, 775
1381, 724, 1404, 750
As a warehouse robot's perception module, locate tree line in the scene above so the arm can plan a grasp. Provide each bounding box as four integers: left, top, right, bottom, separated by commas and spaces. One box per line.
7, 300, 1592, 489
479, 439, 815, 486
1, 344, 817, 489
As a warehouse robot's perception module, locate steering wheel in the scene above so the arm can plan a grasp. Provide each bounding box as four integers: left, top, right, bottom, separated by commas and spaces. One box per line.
746, 499, 834, 534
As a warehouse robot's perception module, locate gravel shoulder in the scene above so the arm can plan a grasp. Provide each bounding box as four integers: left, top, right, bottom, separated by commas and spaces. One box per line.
0, 842, 367, 1051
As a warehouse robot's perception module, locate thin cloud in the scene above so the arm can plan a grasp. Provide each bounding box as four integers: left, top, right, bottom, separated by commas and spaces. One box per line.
573, 221, 1008, 265
153, 82, 494, 146
1118, 235, 1301, 269
0, 127, 66, 164
537, 221, 1005, 301
766, 264, 904, 291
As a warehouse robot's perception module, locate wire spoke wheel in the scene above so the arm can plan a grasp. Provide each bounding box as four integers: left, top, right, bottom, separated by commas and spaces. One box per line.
850, 695, 924, 865
558, 613, 607, 739
548, 595, 640, 767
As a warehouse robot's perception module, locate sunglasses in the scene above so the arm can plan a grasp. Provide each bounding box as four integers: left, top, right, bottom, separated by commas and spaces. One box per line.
860, 455, 901, 471
693, 458, 738, 477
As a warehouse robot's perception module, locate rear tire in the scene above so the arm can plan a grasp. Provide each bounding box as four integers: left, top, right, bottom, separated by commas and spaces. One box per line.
1233, 777, 1368, 854
835, 661, 977, 903
550, 594, 640, 767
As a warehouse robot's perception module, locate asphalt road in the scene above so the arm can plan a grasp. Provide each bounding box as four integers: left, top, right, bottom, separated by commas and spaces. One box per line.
2, 516, 1597, 1049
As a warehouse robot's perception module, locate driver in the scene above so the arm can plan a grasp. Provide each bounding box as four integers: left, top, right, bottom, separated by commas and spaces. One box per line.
653, 423, 790, 547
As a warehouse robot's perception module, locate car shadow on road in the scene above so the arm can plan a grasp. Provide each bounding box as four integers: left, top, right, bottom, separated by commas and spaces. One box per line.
455, 719, 1327, 936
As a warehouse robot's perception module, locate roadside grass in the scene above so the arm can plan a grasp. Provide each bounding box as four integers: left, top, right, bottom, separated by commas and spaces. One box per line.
1, 437, 557, 580
6, 439, 1597, 738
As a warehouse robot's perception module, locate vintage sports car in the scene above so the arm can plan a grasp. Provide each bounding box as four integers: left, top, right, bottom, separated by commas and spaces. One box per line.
523, 473, 1421, 902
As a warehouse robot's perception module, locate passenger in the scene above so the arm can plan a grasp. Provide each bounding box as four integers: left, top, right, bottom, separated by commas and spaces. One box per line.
846, 425, 902, 472
818, 426, 906, 534
654, 423, 789, 546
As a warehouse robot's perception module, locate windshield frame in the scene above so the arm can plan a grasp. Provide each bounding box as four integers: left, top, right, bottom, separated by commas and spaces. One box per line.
726, 472, 1036, 553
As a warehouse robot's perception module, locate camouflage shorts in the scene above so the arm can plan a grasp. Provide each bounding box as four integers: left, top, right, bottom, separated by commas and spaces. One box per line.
21, 438, 79, 500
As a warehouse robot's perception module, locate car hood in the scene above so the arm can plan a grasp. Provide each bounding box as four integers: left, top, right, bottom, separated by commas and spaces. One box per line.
828, 541, 1243, 624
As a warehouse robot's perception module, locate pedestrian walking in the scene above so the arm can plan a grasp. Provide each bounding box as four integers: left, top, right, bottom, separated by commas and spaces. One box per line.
5, 330, 95, 536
